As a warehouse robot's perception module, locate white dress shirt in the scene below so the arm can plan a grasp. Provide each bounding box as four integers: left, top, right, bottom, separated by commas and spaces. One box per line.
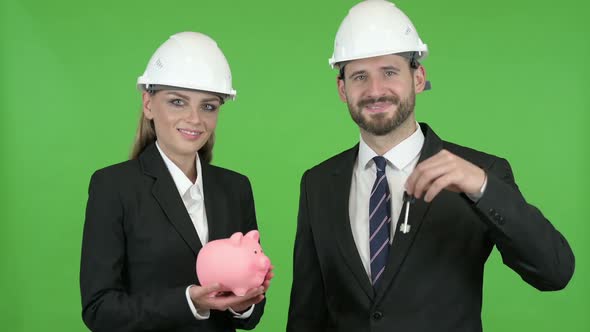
156, 142, 254, 320
348, 125, 425, 279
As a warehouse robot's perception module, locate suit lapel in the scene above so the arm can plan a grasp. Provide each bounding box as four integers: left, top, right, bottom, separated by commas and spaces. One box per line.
331, 145, 375, 300
140, 143, 202, 255
374, 123, 444, 302
200, 162, 230, 241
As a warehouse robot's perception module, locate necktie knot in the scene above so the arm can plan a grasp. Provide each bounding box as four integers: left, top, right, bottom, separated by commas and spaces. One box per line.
373, 156, 387, 173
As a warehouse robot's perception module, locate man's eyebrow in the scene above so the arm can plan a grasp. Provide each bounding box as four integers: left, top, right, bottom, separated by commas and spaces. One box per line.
348, 69, 367, 78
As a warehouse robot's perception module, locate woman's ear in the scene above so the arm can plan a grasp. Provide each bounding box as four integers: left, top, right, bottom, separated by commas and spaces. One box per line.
142, 91, 154, 119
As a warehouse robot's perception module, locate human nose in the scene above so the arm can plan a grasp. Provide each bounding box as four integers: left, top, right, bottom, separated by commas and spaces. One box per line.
185, 107, 201, 124
366, 76, 387, 99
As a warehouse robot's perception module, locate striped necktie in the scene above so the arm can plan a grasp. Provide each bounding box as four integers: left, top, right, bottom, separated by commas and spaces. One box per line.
369, 156, 391, 287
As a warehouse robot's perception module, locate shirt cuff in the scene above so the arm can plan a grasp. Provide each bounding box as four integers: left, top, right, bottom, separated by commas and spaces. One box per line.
228, 304, 255, 319
466, 172, 488, 203
186, 285, 210, 320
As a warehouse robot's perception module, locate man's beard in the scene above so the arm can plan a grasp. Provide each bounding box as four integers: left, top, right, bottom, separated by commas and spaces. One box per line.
347, 89, 415, 136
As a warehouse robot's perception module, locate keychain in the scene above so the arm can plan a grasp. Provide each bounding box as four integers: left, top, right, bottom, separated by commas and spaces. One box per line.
400, 192, 415, 234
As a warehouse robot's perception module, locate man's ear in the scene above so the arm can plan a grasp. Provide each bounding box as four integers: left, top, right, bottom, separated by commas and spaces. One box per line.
337, 76, 348, 103
414, 65, 426, 94
142, 91, 154, 119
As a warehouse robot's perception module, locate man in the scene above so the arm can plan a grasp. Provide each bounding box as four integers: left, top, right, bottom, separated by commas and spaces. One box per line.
286, 1, 575, 331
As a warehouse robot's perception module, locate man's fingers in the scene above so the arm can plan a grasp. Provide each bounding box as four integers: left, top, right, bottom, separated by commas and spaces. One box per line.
406, 151, 449, 195
424, 173, 456, 202
412, 161, 455, 199
406, 149, 484, 201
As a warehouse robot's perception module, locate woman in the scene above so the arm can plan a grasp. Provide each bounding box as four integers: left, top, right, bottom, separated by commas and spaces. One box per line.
80, 32, 271, 332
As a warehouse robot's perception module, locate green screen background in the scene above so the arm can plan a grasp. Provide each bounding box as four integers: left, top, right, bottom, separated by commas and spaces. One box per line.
1, 0, 588, 330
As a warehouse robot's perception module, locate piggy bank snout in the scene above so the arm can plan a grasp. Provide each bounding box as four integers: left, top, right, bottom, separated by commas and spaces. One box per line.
256, 254, 270, 271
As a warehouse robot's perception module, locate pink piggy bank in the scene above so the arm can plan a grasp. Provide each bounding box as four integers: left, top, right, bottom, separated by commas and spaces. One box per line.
196, 230, 270, 296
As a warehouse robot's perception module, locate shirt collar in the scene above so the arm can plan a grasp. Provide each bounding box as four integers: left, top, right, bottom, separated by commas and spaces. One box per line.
156, 141, 203, 198
358, 122, 425, 170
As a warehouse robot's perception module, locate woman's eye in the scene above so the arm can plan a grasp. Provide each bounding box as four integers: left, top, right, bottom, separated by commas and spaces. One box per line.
169, 99, 185, 107
203, 104, 218, 112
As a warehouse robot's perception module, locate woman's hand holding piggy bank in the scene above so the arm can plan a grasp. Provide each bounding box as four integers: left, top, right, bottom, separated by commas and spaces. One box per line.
197, 230, 272, 296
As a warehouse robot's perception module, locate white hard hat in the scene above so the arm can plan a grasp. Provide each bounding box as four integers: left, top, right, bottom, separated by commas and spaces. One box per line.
329, 0, 428, 69
137, 32, 236, 100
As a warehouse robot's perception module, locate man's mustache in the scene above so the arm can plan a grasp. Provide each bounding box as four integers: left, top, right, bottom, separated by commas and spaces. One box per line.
357, 95, 399, 109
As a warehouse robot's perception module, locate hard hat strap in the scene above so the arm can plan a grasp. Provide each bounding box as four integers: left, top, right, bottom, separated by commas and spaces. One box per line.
398, 52, 420, 69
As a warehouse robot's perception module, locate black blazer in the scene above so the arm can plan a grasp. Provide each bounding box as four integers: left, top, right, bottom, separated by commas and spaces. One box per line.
80, 143, 265, 332
287, 123, 574, 332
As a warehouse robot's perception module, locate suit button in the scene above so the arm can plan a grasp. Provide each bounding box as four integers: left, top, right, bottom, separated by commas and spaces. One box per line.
489, 208, 495, 215
373, 311, 383, 320
498, 216, 505, 225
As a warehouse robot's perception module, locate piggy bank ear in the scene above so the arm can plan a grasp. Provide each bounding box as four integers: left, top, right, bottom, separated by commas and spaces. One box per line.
229, 232, 244, 246
244, 230, 260, 242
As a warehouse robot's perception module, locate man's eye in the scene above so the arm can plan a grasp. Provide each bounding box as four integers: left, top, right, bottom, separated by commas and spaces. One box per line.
385, 70, 397, 77
353, 75, 366, 81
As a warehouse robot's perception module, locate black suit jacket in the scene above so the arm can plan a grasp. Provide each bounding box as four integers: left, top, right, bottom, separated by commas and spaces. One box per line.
287, 123, 574, 332
80, 143, 265, 332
